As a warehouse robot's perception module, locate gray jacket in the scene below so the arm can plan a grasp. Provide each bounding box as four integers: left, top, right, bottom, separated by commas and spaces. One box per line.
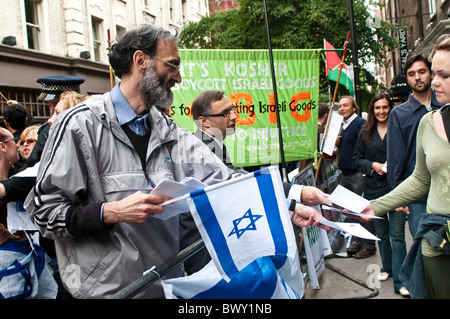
25, 92, 239, 298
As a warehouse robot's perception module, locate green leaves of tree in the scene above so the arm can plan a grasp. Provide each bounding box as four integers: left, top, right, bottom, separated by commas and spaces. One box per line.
180, 0, 399, 67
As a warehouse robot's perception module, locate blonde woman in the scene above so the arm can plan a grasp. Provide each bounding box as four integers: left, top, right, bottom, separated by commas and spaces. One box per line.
18, 125, 39, 160
48, 91, 89, 125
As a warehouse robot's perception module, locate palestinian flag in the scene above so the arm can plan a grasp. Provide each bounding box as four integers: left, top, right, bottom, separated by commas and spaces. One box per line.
324, 39, 354, 96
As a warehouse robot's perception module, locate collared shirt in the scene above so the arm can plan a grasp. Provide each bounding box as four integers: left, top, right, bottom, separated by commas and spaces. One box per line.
110, 84, 149, 135
99, 84, 150, 219
342, 113, 358, 130
386, 92, 444, 196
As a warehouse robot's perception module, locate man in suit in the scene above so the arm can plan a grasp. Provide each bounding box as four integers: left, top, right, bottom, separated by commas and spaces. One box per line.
335, 95, 374, 258
179, 90, 332, 274
191, 90, 244, 173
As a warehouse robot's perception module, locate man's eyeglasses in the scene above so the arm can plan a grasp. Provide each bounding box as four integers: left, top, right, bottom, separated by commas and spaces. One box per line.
20, 138, 37, 146
154, 57, 180, 77
0, 137, 15, 144
202, 107, 236, 119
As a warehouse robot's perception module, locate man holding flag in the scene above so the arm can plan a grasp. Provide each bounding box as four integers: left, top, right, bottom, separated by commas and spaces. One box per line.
163, 166, 308, 299
180, 90, 332, 275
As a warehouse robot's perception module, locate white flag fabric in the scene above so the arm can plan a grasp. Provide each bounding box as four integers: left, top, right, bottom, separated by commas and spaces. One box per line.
7, 201, 38, 234
186, 166, 297, 282
162, 255, 303, 299
0, 241, 57, 299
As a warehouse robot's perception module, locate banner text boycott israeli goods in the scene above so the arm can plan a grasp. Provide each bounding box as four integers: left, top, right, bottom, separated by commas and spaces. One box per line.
171, 49, 320, 167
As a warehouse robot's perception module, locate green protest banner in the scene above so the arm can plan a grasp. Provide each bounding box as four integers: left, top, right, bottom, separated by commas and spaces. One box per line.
171, 49, 320, 167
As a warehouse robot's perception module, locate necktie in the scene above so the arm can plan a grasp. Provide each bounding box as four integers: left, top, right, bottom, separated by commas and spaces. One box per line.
132, 116, 148, 136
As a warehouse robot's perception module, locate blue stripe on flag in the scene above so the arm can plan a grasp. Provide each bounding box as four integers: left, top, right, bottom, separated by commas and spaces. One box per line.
254, 169, 288, 256
187, 257, 279, 299
190, 189, 239, 279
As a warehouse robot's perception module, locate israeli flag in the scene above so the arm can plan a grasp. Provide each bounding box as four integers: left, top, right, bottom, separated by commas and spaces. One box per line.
162, 255, 303, 299
187, 166, 297, 282
0, 241, 57, 299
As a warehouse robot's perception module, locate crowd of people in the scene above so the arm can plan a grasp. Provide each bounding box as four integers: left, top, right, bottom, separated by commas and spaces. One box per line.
363, 34, 450, 299
0, 24, 448, 299
335, 34, 449, 299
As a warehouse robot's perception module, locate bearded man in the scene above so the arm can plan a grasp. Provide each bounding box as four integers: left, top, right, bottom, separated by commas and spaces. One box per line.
25, 25, 328, 299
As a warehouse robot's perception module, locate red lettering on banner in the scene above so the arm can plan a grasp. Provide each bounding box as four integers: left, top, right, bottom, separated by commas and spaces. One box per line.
290, 92, 311, 122
225, 91, 313, 126
268, 93, 277, 124
229, 93, 256, 126
186, 104, 192, 117
177, 103, 193, 117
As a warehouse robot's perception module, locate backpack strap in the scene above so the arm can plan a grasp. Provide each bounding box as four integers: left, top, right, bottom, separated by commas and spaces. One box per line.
440, 105, 450, 144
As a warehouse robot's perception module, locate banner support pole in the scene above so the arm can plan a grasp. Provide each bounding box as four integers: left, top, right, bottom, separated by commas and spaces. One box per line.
263, 0, 288, 183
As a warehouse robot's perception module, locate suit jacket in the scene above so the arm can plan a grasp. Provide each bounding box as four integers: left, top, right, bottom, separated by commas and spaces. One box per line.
193, 129, 244, 173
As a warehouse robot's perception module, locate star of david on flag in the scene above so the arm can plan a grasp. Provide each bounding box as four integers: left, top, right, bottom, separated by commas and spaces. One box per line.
228, 209, 262, 239
186, 166, 297, 282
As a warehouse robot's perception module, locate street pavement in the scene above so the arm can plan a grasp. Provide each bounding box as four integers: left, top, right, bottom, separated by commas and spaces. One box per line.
304, 221, 413, 299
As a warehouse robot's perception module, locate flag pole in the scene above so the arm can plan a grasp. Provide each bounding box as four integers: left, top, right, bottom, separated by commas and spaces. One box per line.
107, 29, 115, 90
314, 31, 351, 183
263, 0, 288, 183
159, 167, 273, 207
111, 239, 205, 299
0, 91, 8, 101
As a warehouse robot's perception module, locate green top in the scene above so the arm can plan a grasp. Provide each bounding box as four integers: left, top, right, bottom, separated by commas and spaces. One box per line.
371, 111, 450, 256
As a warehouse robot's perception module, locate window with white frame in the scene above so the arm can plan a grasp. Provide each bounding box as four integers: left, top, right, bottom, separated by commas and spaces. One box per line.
24, 0, 40, 50
91, 16, 103, 62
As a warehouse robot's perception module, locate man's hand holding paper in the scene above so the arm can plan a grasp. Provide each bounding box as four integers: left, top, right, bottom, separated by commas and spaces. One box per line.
300, 186, 332, 207
291, 204, 331, 231
326, 185, 377, 221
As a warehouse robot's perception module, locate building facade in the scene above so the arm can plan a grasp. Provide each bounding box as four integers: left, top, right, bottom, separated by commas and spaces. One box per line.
376, 0, 449, 100
0, 0, 209, 122
209, 0, 238, 13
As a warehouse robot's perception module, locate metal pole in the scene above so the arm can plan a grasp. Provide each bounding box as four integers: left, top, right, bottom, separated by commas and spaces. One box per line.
417, 0, 424, 40
325, 262, 379, 299
263, 0, 288, 182
111, 239, 205, 299
314, 32, 351, 183
347, 0, 361, 108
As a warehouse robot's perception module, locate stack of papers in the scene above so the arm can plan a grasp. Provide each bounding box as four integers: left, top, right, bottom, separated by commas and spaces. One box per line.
317, 219, 380, 241
319, 185, 381, 240
151, 177, 207, 220
321, 205, 382, 220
